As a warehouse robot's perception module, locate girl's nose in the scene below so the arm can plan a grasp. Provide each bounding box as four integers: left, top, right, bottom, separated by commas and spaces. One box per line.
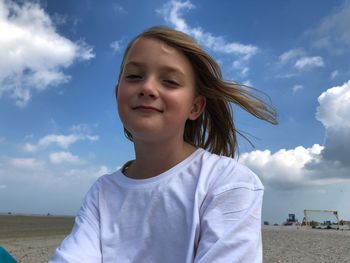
139, 77, 158, 98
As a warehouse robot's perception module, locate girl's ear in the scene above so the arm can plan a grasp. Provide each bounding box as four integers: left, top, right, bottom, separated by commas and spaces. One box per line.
189, 95, 206, 120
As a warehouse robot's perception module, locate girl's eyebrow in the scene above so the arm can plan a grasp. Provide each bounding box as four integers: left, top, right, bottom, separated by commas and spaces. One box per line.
124, 61, 144, 68
124, 61, 186, 77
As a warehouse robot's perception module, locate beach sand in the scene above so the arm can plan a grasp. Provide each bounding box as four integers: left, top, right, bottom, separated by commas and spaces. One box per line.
0, 215, 73, 263
1, 215, 350, 262
262, 225, 350, 263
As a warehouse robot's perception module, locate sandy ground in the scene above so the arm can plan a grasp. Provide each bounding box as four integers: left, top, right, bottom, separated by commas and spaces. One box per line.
1, 215, 350, 263
0, 215, 74, 263
262, 225, 350, 263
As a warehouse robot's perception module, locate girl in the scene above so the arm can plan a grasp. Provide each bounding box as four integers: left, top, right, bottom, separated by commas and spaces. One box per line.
50, 26, 277, 263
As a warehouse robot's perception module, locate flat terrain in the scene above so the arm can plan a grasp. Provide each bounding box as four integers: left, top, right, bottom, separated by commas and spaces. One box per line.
262, 225, 350, 263
1, 215, 350, 262
0, 215, 74, 262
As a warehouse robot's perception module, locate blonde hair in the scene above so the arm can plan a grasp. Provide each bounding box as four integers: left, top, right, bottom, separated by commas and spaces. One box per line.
117, 26, 277, 157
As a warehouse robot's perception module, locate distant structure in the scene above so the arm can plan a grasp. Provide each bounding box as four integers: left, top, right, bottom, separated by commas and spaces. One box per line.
283, 213, 298, 226
289, 214, 296, 222
303, 209, 340, 230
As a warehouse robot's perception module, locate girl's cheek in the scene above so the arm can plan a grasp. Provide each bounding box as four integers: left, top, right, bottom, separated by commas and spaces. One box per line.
117, 86, 128, 100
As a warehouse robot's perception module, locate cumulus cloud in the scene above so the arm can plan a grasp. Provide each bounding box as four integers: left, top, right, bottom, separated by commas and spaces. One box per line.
23, 133, 99, 152
241, 145, 324, 189
241, 80, 350, 189
49, 151, 82, 164
315, 80, 350, 166
0, 0, 94, 106
316, 81, 350, 128
157, 0, 258, 59
294, 56, 325, 70
277, 49, 324, 74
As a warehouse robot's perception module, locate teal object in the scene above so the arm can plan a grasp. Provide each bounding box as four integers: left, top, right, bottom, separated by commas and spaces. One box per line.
0, 247, 17, 263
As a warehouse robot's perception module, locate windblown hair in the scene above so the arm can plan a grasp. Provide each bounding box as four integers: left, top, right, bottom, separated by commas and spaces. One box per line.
117, 26, 278, 158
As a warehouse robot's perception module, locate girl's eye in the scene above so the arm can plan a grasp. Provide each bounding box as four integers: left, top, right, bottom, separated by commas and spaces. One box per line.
125, 74, 142, 81
163, 79, 179, 86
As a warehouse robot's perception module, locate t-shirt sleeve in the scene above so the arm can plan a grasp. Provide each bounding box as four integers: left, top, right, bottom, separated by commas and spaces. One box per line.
49, 181, 102, 263
194, 176, 264, 263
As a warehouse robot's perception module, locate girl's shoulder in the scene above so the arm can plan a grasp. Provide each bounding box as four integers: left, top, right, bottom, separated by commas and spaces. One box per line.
199, 149, 264, 193
85, 170, 121, 194
85, 149, 263, 195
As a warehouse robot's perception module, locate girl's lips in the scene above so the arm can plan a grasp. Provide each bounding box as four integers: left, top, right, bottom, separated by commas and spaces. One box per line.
133, 106, 163, 113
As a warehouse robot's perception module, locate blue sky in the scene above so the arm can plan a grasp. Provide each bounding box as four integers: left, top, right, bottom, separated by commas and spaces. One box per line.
1, 0, 350, 224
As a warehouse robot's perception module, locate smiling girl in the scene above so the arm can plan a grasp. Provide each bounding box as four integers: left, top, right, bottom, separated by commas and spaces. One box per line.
50, 26, 277, 263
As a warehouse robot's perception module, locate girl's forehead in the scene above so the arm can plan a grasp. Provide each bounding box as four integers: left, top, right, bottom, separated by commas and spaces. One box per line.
123, 37, 193, 71
160, 42, 176, 54
127, 37, 178, 57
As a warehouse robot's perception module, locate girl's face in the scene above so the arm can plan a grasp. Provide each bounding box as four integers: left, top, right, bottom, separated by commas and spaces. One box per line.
117, 37, 205, 144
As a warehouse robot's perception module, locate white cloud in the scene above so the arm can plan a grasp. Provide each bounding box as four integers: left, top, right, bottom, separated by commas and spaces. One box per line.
69, 123, 98, 134
316, 80, 350, 128
241, 80, 350, 189
75, 40, 95, 60
157, 1, 258, 59
63, 165, 111, 178
23, 143, 37, 152
157, 1, 193, 33
279, 48, 304, 63
23, 133, 99, 152
295, 56, 325, 70
0, 0, 94, 106
49, 151, 82, 164
110, 40, 123, 53
96, 165, 112, 176
315, 81, 350, 166
0, 184, 7, 189
241, 145, 324, 189
10, 158, 44, 169
275, 73, 297, 79
232, 60, 249, 77
292, 84, 304, 94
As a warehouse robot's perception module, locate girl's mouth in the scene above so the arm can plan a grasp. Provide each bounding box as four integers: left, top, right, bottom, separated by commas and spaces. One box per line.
133, 106, 163, 113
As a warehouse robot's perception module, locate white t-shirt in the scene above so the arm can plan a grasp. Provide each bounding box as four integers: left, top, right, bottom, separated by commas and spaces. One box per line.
49, 148, 264, 263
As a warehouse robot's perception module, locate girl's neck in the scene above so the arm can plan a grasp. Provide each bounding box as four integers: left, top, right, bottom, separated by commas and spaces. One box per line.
124, 140, 197, 179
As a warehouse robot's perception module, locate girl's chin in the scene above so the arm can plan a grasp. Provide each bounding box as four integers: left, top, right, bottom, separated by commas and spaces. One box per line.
128, 130, 161, 141
130, 131, 179, 144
